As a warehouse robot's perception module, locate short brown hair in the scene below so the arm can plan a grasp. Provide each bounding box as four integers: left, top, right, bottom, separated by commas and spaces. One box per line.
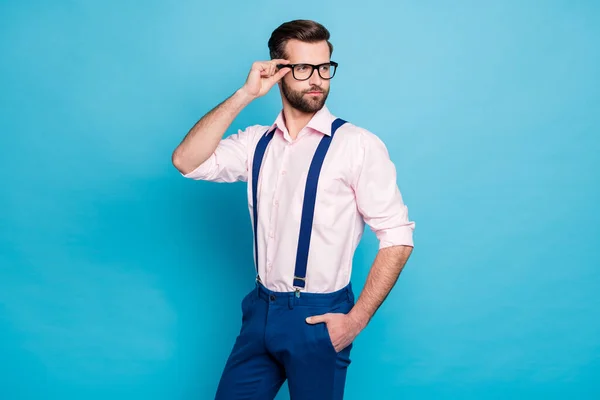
268, 19, 333, 60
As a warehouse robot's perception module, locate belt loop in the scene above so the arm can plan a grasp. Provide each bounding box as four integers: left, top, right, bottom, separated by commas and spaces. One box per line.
288, 293, 295, 310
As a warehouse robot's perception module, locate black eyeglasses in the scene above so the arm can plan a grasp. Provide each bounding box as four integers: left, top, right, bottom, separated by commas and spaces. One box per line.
277, 62, 338, 81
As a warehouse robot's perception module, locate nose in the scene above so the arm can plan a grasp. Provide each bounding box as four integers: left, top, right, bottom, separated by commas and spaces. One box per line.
308, 68, 322, 86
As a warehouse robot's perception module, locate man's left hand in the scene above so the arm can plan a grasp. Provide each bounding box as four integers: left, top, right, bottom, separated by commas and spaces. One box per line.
306, 313, 364, 353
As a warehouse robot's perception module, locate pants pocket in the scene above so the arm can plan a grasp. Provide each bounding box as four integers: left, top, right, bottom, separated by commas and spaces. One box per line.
241, 289, 256, 319
319, 299, 355, 354
321, 321, 337, 354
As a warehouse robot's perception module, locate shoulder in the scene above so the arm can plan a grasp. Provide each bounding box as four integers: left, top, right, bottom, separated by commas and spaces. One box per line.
236, 124, 272, 138
336, 120, 390, 155
229, 124, 273, 148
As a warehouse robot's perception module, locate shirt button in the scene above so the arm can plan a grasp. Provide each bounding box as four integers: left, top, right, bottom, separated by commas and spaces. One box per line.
281, 170, 286, 175
269, 231, 274, 238
274, 200, 279, 206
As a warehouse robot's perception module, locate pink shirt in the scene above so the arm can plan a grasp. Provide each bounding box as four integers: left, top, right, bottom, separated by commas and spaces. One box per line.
183, 105, 415, 293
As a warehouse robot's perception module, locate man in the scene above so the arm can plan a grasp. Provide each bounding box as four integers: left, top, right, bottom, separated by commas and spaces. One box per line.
172, 19, 415, 400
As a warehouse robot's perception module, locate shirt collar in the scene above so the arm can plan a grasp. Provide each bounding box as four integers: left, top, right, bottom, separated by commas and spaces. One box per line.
269, 105, 336, 137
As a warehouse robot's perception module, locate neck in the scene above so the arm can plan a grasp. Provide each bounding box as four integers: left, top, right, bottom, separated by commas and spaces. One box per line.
282, 104, 316, 140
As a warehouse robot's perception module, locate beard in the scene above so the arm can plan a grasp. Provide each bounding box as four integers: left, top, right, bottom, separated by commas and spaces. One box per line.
281, 80, 329, 113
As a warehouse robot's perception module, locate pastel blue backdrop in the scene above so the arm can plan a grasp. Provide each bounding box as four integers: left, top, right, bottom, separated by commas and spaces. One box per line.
1, 1, 598, 399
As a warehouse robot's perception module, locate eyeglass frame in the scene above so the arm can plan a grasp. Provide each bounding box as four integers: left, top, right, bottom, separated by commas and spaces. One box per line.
276, 61, 338, 81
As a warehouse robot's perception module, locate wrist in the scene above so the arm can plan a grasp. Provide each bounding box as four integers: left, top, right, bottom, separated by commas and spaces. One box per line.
348, 307, 370, 331
236, 86, 257, 104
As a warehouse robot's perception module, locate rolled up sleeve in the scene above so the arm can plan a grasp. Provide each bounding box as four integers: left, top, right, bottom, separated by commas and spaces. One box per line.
353, 130, 415, 249
182, 125, 262, 183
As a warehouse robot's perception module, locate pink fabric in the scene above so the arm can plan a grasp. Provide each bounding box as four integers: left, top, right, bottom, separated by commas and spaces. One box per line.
183, 106, 415, 293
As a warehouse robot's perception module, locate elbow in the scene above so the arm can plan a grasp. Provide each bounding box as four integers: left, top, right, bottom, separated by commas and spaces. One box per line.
171, 148, 192, 175
172, 148, 208, 176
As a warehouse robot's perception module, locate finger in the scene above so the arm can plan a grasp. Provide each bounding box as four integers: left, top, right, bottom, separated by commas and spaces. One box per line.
260, 65, 272, 77
271, 58, 290, 65
271, 59, 290, 73
252, 61, 267, 71
254, 62, 271, 77
270, 67, 290, 82
306, 314, 329, 324
256, 60, 285, 75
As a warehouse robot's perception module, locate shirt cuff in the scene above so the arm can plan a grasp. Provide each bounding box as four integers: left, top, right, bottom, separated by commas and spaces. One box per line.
180, 155, 217, 180
375, 223, 415, 249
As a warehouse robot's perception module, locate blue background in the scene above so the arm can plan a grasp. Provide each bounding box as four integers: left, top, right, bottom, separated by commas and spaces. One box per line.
1, 1, 599, 399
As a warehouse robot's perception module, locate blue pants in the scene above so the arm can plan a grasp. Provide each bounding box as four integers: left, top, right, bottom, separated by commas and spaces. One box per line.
215, 282, 356, 399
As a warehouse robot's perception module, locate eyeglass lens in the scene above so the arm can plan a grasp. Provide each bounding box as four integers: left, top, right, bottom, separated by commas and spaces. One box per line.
293, 64, 336, 80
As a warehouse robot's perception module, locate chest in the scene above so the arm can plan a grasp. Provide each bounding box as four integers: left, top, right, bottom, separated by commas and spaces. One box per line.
248, 131, 357, 224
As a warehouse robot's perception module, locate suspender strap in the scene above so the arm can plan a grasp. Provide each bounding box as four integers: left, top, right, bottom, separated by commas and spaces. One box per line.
293, 118, 346, 289
251, 128, 276, 277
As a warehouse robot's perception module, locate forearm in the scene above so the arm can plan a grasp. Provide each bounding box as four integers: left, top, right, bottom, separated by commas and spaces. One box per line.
172, 88, 255, 174
348, 245, 413, 329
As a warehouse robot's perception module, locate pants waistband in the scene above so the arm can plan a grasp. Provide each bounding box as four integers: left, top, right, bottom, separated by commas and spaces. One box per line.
255, 281, 354, 307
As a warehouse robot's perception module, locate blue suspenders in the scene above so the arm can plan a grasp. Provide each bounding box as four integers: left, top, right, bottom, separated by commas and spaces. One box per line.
251, 118, 347, 294
251, 127, 277, 280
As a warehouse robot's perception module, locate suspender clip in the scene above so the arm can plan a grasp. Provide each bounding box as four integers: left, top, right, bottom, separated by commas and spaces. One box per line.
293, 276, 305, 298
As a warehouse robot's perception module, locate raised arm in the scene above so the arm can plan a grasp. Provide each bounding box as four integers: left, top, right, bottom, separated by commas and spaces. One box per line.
172, 59, 291, 175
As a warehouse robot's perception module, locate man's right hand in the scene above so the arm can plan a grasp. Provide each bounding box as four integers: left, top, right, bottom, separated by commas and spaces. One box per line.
172, 60, 291, 176
240, 59, 291, 100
